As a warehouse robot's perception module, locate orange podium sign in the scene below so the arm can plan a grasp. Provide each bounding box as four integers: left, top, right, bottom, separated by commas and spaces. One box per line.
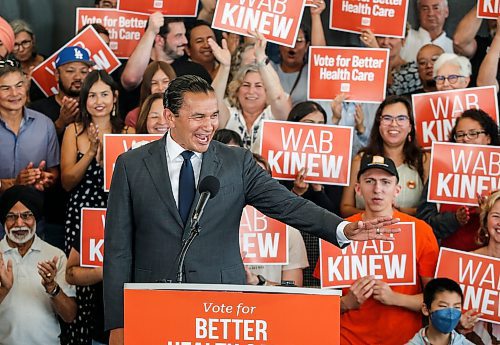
124, 283, 341, 344
435, 248, 500, 324
319, 223, 416, 288
103, 134, 163, 191
260, 120, 353, 185
427, 142, 500, 206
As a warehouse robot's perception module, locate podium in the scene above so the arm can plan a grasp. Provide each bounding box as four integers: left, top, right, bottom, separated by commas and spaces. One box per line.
124, 283, 341, 344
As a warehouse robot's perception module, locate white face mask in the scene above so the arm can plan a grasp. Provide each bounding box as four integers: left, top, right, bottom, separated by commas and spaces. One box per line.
6, 224, 36, 244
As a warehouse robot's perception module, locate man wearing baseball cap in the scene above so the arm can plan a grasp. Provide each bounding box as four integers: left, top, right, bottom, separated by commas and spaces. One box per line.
0, 185, 76, 344
316, 155, 439, 344
31, 46, 93, 137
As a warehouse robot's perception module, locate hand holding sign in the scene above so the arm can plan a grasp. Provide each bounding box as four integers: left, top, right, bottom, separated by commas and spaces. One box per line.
147, 12, 164, 35
344, 216, 400, 241
359, 29, 378, 48
372, 279, 396, 306
342, 275, 376, 311
309, 0, 326, 15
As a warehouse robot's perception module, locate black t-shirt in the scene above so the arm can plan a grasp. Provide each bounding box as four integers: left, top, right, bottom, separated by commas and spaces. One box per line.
171, 56, 212, 84
29, 95, 60, 123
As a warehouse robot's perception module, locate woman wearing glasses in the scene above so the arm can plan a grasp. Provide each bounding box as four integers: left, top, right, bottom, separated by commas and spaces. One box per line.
417, 109, 500, 251
341, 95, 429, 217
433, 53, 471, 91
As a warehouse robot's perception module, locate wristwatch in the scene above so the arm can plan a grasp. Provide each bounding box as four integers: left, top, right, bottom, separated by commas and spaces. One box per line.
257, 274, 267, 286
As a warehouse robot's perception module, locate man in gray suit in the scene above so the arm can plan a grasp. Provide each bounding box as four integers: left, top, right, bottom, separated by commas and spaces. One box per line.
103, 75, 399, 344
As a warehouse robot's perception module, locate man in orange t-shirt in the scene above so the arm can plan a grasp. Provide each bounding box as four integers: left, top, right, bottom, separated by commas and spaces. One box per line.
317, 155, 439, 344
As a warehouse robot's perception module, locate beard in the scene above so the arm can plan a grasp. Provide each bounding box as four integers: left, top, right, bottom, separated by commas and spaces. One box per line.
6, 224, 36, 245
58, 79, 81, 98
163, 43, 184, 60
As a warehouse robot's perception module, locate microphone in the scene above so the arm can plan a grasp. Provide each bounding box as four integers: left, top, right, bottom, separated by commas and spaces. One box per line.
176, 176, 219, 283
191, 176, 220, 228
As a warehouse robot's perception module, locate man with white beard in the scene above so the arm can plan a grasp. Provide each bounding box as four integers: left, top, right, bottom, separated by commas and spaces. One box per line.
0, 185, 76, 345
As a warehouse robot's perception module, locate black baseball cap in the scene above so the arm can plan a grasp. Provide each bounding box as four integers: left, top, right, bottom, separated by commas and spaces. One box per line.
357, 155, 399, 182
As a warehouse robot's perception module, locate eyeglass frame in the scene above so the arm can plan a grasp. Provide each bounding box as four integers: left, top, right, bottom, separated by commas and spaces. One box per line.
433, 74, 466, 85
5, 211, 35, 223
453, 130, 487, 141
13, 40, 33, 52
379, 114, 410, 125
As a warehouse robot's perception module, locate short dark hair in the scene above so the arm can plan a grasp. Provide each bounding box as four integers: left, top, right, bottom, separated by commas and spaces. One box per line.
287, 101, 327, 123
186, 20, 213, 46
158, 18, 184, 37
163, 74, 214, 115
79, 23, 110, 38
449, 108, 500, 146
423, 278, 463, 309
213, 129, 243, 147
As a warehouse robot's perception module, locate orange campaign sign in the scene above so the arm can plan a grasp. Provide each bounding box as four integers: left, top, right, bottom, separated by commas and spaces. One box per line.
117, 0, 199, 16
477, 0, 500, 19
212, 0, 306, 47
239, 206, 289, 265
260, 120, 353, 185
412, 86, 499, 149
31, 26, 121, 97
308, 46, 389, 103
319, 223, 416, 289
124, 284, 341, 344
76, 8, 148, 59
103, 134, 163, 192
428, 142, 500, 206
330, 0, 409, 38
80, 208, 107, 268
435, 248, 500, 325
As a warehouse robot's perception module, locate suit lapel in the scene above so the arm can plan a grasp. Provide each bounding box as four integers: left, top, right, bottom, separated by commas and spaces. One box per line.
182, 142, 222, 238
144, 136, 184, 228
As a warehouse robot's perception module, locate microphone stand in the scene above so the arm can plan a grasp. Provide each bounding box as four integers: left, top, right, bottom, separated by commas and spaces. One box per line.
176, 218, 201, 283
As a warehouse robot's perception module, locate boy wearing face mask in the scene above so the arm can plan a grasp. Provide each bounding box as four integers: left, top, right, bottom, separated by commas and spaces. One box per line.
407, 278, 475, 345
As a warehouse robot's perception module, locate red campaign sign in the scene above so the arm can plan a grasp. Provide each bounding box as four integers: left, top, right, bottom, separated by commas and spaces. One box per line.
319, 223, 416, 288
308, 46, 389, 103
117, 0, 199, 16
31, 26, 121, 97
435, 248, 500, 325
477, 0, 500, 19
239, 206, 289, 265
412, 86, 499, 149
103, 134, 163, 192
428, 142, 500, 206
212, 0, 306, 47
80, 208, 107, 268
76, 8, 148, 59
260, 120, 353, 185
330, 0, 409, 38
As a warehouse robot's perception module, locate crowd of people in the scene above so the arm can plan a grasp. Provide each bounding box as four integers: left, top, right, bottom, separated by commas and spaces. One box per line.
0, 0, 499, 344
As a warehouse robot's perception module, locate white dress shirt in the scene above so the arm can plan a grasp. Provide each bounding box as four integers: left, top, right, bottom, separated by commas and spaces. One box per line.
399, 27, 453, 63
166, 131, 203, 207
165, 132, 351, 245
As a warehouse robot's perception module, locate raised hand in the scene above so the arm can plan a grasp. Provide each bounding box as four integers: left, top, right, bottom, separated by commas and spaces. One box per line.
310, 0, 326, 16
0, 252, 13, 296
38, 255, 58, 294
343, 216, 400, 241
16, 162, 41, 186
59, 96, 79, 126
359, 29, 378, 48
208, 38, 231, 67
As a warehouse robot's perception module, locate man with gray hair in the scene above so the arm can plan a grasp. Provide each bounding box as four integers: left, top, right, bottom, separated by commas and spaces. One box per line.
400, 0, 453, 62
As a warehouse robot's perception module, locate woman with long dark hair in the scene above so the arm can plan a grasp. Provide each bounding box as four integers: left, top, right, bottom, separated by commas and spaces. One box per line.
341, 95, 430, 217
61, 70, 134, 345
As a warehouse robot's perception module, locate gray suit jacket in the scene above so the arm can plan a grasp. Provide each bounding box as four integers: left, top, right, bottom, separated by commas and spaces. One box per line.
103, 137, 344, 330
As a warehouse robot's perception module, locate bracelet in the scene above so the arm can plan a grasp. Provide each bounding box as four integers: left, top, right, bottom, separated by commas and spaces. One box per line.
256, 57, 270, 67
47, 284, 61, 297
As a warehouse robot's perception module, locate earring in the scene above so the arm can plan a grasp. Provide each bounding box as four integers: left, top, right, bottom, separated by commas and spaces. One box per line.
111, 104, 116, 117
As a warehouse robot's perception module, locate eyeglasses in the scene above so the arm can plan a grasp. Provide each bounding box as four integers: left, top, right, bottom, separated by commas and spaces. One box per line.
453, 130, 487, 140
13, 40, 32, 52
5, 211, 34, 223
433, 74, 465, 85
380, 114, 410, 125
0, 59, 21, 69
